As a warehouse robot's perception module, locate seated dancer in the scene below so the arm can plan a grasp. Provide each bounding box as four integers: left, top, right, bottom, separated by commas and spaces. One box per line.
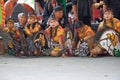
90, 8, 120, 57
4, 18, 21, 56
73, 21, 95, 57
24, 12, 41, 56
44, 18, 65, 57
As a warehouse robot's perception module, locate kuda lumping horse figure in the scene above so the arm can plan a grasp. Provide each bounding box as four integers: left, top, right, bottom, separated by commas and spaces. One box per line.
90, 27, 120, 57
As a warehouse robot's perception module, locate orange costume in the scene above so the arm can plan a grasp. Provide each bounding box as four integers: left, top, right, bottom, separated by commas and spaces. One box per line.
45, 25, 65, 57
98, 18, 119, 31
114, 21, 120, 33
76, 25, 95, 40
45, 25, 65, 43
4, 27, 20, 38
25, 22, 41, 36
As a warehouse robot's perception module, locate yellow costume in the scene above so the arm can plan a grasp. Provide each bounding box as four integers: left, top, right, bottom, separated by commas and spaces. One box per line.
25, 22, 41, 36
98, 18, 119, 31
45, 26, 65, 43
77, 25, 95, 39
45, 25, 65, 57
114, 21, 120, 33
4, 18, 21, 55
4, 27, 20, 38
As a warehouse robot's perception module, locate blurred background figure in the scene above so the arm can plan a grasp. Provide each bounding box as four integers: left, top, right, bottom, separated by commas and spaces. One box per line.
35, 0, 46, 15
49, 6, 65, 28
72, 0, 93, 26
4, 0, 18, 18
14, 13, 27, 29
42, 0, 57, 29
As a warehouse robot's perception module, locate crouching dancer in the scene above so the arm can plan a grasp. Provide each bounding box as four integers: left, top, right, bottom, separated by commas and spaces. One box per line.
4, 18, 21, 56
73, 21, 95, 57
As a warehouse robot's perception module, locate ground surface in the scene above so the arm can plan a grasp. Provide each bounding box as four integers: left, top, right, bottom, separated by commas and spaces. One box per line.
0, 55, 120, 80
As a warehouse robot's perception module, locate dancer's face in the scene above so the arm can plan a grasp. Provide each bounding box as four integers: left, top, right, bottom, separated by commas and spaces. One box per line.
104, 11, 113, 21
49, 19, 59, 28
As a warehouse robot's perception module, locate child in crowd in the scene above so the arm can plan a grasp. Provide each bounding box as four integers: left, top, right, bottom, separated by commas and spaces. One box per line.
74, 21, 95, 57
24, 12, 41, 56
4, 18, 21, 56
44, 18, 65, 57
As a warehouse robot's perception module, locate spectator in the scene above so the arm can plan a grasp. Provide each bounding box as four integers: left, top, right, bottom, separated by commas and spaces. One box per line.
50, 6, 67, 28
35, 0, 46, 15
56, 0, 66, 11
42, 0, 57, 30
4, 0, 18, 18
14, 13, 27, 29
72, 0, 93, 26
56, 0, 69, 27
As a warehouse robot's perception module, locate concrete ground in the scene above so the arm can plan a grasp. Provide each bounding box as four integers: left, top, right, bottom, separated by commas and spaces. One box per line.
0, 55, 120, 80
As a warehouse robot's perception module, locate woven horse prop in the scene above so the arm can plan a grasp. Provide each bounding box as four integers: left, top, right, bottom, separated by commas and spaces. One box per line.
90, 29, 119, 57
33, 31, 49, 56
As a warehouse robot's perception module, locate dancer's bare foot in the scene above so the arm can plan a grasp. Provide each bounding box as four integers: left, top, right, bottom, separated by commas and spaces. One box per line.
61, 53, 67, 58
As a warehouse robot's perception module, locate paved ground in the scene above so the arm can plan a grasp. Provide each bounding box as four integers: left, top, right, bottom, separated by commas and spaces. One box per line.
0, 55, 120, 80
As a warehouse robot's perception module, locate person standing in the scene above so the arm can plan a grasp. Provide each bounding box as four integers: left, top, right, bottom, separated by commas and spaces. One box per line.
72, 0, 93, 26
35, 0, 46, 15
56, 0, 69, 27
42, 0, 57, 29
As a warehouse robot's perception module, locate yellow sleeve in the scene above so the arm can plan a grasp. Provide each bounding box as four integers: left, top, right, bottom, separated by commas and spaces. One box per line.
44, 27, 50, 35
57, 28, 65, 39
33, 23, 41, 33
97, 21, 104, 31
25, 26, 32, 36
4, 27, 9, 33
86, 26, 95, 37
15, 29, 20, 38
114, 21, 120, 33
